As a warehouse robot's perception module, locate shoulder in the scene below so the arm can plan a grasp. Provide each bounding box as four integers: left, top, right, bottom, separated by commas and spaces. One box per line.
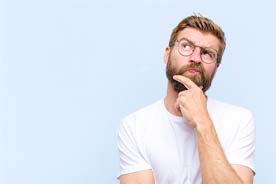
207, 98, 255, 137
117, 99, 164, 151
208, 99, 256, 173
208, 98, 253, 121
119, 99, 164, 131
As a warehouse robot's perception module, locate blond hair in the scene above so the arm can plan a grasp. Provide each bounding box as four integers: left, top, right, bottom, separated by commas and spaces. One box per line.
169, 15, 226, 64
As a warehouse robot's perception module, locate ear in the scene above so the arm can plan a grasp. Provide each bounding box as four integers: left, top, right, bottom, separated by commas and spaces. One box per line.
164, 46, 171, 65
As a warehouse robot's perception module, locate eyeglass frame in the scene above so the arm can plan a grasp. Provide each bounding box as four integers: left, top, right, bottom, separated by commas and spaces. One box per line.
171, 38, 219, 64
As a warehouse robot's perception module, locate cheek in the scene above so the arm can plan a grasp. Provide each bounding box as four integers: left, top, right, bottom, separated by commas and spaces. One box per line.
170, 54, 188, 68
203, 64, 217, 75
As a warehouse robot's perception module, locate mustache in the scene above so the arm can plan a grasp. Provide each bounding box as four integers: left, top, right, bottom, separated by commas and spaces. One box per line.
177, 63, 203, 75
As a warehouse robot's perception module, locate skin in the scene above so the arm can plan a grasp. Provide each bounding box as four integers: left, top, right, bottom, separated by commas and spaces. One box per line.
120, 27, 254, 184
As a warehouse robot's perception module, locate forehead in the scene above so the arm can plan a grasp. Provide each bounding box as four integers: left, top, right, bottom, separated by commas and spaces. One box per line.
177, 27, 220, 50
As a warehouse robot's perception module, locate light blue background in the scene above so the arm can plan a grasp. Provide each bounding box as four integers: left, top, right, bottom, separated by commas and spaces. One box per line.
0, 0, 274, 183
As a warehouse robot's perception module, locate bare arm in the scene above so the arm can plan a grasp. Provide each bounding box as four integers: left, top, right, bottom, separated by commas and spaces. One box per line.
173, 75, 254, 184
120, 170, 155, 184
195, 118, 253, 184
232, 164, 254, 184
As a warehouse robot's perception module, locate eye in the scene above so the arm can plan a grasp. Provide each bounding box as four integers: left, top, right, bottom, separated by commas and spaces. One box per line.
181, 42, 192, 50
202, 49, 216, 59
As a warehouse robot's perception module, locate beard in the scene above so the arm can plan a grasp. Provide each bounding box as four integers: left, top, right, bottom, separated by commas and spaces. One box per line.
166, 55, 216, 93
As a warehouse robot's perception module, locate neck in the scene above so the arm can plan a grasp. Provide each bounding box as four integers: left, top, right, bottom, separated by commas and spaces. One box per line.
164, 82, 183, 116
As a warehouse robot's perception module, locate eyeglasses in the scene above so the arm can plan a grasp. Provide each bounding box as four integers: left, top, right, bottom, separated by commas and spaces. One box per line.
173, 38, 218, 64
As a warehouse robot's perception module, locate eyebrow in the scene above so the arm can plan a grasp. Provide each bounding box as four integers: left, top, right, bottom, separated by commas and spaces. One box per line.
178, 37, 218, 52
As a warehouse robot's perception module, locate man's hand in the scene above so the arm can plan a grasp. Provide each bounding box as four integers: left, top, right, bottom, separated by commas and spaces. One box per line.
173, 75, 210, 128
173, 75, 253, 184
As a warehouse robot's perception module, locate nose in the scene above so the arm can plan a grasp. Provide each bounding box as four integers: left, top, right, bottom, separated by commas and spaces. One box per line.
189, 47, 202, 63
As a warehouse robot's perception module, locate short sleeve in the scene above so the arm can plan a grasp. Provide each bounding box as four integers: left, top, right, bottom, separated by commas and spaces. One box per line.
117, 117, 152, 178
227, 111, 256, 174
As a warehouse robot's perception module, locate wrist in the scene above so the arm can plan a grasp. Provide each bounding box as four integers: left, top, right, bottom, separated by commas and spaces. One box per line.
194, 115, 213, 134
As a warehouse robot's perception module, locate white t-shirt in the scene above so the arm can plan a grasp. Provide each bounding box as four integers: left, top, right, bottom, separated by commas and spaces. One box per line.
117, 98, 255, 184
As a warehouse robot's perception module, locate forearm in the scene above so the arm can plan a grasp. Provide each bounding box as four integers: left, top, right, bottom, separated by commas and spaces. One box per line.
195, 117, 244, 184
171, 75, 252, 183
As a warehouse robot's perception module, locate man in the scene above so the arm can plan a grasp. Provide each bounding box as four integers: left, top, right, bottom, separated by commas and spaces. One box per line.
117, 15, 255, 184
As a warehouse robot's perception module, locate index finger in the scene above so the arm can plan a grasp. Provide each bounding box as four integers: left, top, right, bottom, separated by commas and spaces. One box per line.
173, 75, 198, 89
